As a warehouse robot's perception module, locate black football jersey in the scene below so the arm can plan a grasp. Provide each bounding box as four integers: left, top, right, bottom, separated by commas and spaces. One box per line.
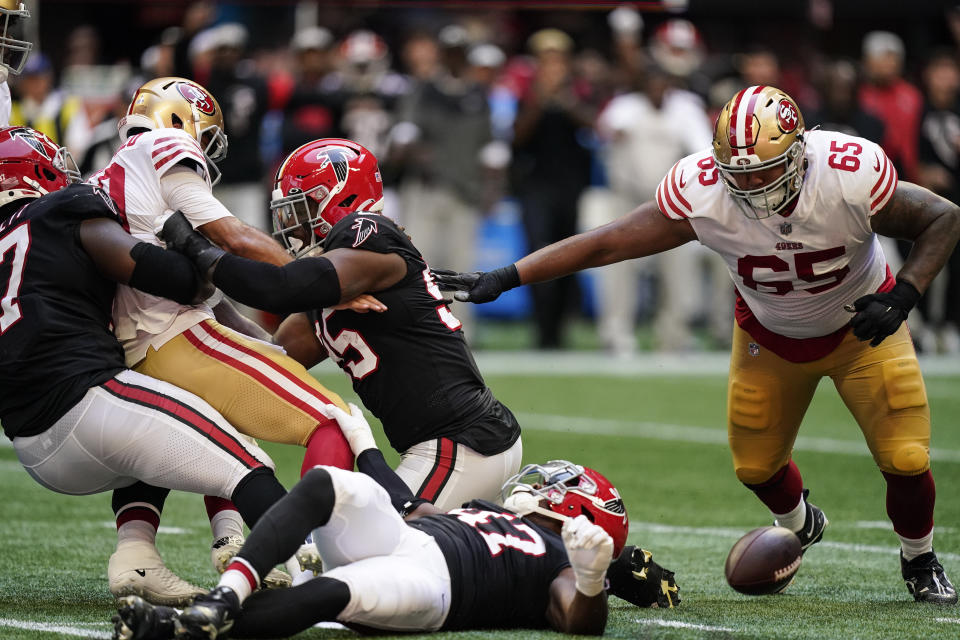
0, 185, 126, 438
312, 213, 520, 454
409, 499, 570, 631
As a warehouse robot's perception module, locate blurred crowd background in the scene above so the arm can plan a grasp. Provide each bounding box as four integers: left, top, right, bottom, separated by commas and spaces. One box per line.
17, 0, 960, 354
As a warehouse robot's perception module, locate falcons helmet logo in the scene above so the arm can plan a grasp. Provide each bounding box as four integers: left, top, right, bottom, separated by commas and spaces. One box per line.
351, 216, 378, 247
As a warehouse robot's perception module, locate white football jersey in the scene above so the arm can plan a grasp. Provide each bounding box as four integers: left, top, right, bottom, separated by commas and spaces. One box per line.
0, 81, 10, 127
88, 128, 232, 365
656, 129, 897, 340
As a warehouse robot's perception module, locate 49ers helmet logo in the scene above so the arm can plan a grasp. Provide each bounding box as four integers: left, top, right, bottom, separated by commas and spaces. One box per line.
176, 82, 216, 116
777, 99, 799, 133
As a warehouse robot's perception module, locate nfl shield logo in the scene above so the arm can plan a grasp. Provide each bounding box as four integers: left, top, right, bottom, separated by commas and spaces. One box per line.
780, 222, 792, 235
748, 342, 760, 357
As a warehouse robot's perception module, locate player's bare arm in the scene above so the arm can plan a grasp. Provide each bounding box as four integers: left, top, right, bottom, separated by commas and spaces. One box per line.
546, 568, 607, 636
198, 215, 293, 266
274, 312, 329, 368
211, 298, 273, 343
870, 181, 960, 293
321, 247, 406, 300
78, 217, 204, 304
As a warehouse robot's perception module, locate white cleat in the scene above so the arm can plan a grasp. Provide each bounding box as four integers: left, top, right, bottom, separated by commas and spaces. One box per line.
108, 541, 206, 607
211, 535, 292, 589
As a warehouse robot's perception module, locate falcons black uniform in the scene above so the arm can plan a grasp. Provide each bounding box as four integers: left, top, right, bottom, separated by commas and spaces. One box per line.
310, 213, 520, 454
409, 499, 570, 630
0, 185, 127, 438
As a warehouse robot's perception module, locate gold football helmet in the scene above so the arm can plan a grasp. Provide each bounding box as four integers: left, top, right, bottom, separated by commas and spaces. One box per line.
0, 0, 31, 76
119, 76, 228, 184
712, 85, 806, 219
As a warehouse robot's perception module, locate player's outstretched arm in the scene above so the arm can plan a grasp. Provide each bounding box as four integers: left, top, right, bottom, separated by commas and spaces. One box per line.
437, 201, 697, 303
547, 516, 613, 635
199, 215, 293, 266
78, 217, 205, 304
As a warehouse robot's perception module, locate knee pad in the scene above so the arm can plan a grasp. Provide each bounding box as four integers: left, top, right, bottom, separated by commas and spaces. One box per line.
885, 443, 930, 475
735, 466, 779, 486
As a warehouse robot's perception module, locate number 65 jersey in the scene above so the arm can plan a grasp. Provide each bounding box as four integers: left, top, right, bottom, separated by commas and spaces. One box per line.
656, 129, 898, 361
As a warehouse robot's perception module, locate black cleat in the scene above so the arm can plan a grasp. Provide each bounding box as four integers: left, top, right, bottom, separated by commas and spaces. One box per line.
776, 488, 828, 553
174, 586, 240, 639
902, 551, 958, 605
112, 595, 178, 640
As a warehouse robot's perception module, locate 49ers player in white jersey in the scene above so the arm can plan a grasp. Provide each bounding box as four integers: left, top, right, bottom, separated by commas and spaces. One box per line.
437, 85, 960, 604
0, 0, 33, 127
88, 77, 356, 606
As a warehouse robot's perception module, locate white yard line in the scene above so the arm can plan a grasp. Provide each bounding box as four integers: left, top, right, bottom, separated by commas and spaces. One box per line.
0, 618, 111, 639
516, 412, 960, 463
635, 618, 736, 633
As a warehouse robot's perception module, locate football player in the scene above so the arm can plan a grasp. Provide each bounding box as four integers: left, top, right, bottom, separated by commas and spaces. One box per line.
160, 138, 523, 512
89, 78, 358, 604
434, 85, 960, 605
114, 404, 678, 640
0, 0, 31, 126
0, 126, 288, 605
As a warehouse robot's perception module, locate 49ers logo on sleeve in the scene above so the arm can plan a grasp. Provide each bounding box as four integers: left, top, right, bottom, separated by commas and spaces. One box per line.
176, 82, 217, 116
777, 99, 799, 133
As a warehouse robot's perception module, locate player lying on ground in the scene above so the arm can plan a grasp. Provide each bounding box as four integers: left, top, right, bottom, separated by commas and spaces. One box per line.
0, 126, 289, 603
159, 137, 523, 512
113, 404, 678, 639
433, 85, 960, 604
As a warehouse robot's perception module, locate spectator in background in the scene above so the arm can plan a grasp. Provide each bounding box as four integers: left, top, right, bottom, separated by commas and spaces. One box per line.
9, 53, 89, 157
392, 25, 496, 339
511, 28, 594, 349
203, 23, 270, 230
916, 50, 960, 353
807, 59, 885, 143
858, 31, 923, 182
280, 26, 344, 156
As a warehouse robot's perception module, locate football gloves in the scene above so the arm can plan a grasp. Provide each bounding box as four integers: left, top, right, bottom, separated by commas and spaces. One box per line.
848, 280, 920, 347
607, 545, 681, 608
431, 264, 520, 303
562, 515, 614, 597
327, 402, 377, 456
159, 210, 226, 277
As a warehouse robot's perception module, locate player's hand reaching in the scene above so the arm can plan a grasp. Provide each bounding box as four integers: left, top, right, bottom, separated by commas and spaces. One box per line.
847, 280, 920, 347
562, 515, 614, 597
327, 402, 377, 456
159, 210, 226, 275
606, 546, 681, 608
430, 265, 520, 303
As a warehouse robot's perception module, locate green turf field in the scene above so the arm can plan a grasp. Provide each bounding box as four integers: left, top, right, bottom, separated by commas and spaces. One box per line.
0, 353, 958, 639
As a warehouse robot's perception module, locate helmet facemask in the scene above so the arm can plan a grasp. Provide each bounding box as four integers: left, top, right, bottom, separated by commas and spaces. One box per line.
0, 2, 31, 76
717, 137, 806, 220
271, 183, 340, 258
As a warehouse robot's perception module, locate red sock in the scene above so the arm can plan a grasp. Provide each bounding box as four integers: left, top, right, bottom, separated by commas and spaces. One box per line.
116, 504, 161, 531
204, 496, 237, 520
301, 421, 355, 477
744, 459, 804, 514
882, 470, 935, 539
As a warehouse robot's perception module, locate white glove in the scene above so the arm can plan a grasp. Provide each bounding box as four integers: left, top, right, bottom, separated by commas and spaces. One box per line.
327, 402, 377, 456
561, 515, 614, 597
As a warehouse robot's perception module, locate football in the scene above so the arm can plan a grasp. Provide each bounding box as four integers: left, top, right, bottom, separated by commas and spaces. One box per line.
725, 526, 802, 595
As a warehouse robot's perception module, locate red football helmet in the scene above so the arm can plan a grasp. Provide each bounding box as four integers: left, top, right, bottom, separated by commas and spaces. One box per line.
0, 126, 79, 209
502, 460, 629, 556
270, 138, 384, 257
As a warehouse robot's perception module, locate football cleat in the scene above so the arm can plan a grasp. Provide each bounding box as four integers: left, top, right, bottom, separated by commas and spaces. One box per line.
211, 535, 292, 589
775, 488, 828, 553
295, 541, 323, 576
606, 545, 681, 608
902, 551, 958, 605
109, 541, 206, 607
112, 595, 177, 640
175, 586, 240, 640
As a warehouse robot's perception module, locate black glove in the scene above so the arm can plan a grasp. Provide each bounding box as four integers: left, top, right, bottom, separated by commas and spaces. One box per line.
848, 280, 921, 347
606, 545, 680, 608
430, 264, 520, 303
159, 210, 226, 276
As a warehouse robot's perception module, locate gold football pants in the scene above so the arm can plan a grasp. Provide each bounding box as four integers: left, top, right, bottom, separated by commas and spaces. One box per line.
134, 319, 348, 446
727, 322, 930, 484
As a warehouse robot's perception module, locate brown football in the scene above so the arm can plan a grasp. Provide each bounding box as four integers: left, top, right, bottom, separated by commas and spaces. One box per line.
724, 526, 802, 595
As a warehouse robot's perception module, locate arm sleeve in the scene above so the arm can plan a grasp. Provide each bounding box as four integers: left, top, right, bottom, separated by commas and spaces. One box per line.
159, 165, 233, 229
128, 241, 202, 305
356, 449, 430, 516
211, 253, 341, 314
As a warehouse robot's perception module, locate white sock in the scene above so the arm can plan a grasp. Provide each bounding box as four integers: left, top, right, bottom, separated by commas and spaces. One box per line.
117, 519, 157, 546
210, 509, 244, 541
219, 558, 258, 604
773, 495, 806, 533
900, 530, 934, 562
